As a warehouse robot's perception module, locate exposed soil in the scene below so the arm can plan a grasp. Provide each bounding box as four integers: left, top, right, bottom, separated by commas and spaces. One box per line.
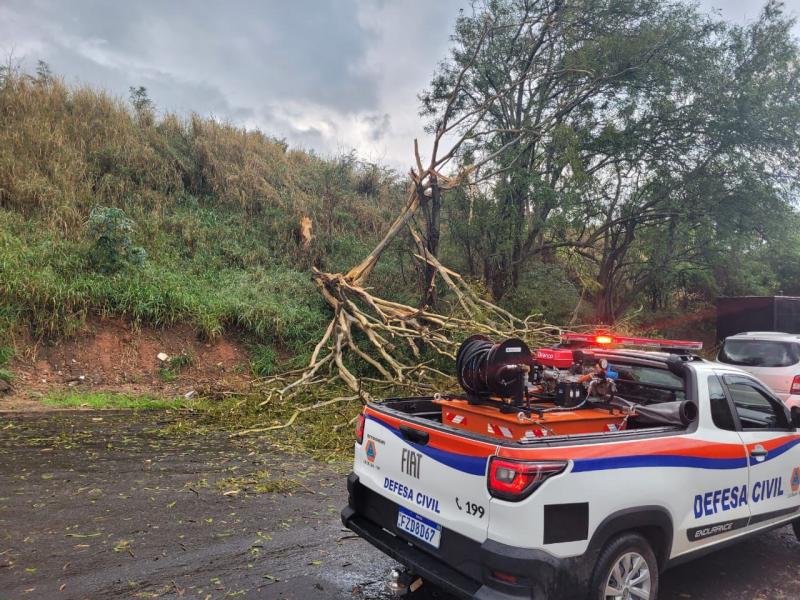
1, 317, 252, 410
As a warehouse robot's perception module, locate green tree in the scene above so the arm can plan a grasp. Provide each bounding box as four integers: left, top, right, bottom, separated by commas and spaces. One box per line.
424, 0, 718, 301
581, 1, 800, 320
427, 0, 800, 322
129, 85, 155, 125
35, 60, 53, 85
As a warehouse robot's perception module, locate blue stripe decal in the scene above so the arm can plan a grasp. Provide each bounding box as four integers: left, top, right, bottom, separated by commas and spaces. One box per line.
367, 415, 488, 476
368, 414, 800, 475
574, 437, 800, 473
572, 454, 748, 473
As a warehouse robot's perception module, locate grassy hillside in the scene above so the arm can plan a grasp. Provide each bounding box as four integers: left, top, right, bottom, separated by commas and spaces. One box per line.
0, 72, 412, 372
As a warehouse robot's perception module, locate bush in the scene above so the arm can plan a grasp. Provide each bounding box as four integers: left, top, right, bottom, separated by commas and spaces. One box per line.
0, 344, 13, 383
86, 206, 146, 273
0, 346, 13, 366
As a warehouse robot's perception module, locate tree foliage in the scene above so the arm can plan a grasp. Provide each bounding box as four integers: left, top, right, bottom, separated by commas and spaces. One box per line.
425, 0, 800, 322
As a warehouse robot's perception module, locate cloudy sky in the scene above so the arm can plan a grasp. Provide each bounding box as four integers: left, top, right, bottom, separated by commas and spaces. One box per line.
1, 0, 797, 170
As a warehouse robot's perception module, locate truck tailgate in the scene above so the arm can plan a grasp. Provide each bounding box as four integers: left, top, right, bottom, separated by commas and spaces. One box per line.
355, 405, 499, 544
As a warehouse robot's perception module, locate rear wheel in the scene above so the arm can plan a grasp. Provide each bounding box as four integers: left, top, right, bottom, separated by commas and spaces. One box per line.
590, 533, 659, 600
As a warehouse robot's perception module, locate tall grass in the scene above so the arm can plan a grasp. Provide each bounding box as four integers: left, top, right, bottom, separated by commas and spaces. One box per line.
0, 70, 410, 363
0, 73, 402, 231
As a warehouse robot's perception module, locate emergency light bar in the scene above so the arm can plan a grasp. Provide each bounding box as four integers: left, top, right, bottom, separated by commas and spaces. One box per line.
561, 332, 703, 351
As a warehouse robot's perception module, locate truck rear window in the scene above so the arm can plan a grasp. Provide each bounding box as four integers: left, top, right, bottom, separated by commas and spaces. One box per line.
718, 339, 800, 368
612, 364, 685, 404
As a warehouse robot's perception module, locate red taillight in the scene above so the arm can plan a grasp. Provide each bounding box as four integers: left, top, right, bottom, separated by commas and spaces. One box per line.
487, 458, 566, 501
491, 570, 519, 584
355, 413, 366, 445
791, 376, 800, 395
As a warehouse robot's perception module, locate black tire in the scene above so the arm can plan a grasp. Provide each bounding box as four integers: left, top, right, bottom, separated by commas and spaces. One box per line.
589, 532, 659, 600
792, 518, 800, 541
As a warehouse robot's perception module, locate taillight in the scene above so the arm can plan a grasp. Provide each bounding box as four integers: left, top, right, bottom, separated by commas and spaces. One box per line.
791, 376, 800, 395
491, 570, 519, 584
355, 413, 366, 445
488, 458, 566, 501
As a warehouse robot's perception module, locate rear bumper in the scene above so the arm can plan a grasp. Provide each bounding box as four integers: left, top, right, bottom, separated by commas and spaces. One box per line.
341, 473, 593, 600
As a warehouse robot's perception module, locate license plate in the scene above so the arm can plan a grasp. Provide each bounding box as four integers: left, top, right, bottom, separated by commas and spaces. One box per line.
396, 507, 442, 548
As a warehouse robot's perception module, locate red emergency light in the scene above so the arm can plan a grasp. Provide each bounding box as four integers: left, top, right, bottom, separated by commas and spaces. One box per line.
560, 332, 703, 351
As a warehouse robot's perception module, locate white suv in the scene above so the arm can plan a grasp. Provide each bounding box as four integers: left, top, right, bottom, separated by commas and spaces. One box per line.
717, 331, 800, 406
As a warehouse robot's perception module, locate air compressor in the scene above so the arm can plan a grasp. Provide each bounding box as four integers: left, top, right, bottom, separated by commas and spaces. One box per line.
454, 335, 618, 408
440, 335, 628, 439
438, 333, 698, 441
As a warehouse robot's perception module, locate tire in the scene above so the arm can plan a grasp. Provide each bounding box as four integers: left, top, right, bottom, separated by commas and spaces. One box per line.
589, 532, 659, 600
792, 518, 800, 541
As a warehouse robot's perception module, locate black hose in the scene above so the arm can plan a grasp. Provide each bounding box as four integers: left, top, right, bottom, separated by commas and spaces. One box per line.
456, 335, 533, 398
455, 335, 493, 396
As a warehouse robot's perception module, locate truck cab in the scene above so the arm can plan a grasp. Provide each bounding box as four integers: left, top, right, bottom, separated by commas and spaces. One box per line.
342, 335, 800, 600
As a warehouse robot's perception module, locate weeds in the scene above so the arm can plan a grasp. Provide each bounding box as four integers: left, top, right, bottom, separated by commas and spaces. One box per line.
0, 347, 13, 365
42, 391, 191, 410
250, 345, 277, 377
0, 346, 12, 383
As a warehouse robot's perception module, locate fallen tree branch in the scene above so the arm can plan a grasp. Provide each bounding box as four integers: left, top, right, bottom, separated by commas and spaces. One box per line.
231, 396, 359, 436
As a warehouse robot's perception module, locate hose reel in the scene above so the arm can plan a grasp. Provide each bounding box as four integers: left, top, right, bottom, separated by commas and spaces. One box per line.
455, 335, 535, 405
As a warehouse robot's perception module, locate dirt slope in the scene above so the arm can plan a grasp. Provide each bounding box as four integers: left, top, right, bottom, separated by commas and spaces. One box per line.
1, 317, 252, 410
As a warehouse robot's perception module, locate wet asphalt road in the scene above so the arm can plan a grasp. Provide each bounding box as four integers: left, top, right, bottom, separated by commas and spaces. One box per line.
1, 411, 800, 600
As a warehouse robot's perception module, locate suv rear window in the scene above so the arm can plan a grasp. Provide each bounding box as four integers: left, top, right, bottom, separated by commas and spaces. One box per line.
718, 339, 800, 368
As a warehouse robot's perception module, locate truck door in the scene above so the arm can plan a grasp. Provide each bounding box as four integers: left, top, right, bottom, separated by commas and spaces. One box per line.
720, 373, 800, 527
679, 375, 752, 553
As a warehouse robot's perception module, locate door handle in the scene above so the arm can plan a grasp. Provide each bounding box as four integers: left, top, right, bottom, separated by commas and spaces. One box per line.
399, 425, 429, 446
750, 445, 768, 460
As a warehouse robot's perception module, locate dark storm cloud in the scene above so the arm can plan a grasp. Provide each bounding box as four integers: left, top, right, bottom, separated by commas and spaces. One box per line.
2, 0, 796, 167
0, 0, 379, 113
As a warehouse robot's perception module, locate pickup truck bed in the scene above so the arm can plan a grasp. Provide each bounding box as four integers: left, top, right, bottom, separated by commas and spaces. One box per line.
377, 396, 684, 447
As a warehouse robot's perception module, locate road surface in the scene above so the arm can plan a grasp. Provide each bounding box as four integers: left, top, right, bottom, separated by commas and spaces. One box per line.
1, 411, 799, 599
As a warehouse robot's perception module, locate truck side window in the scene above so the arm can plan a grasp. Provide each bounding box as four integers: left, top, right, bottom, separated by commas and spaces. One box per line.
708, 376, 736, 431
723, 376, 790, 430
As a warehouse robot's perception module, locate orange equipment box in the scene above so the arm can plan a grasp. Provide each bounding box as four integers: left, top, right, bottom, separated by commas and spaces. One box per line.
434, 398, 628, 441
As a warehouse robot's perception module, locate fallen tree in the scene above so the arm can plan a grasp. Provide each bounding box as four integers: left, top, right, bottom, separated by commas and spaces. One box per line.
256, 22, 564, 406
257, 173, 561, 404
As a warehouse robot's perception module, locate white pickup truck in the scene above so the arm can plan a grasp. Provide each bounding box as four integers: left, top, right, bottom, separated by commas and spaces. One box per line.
341, 338, 800, 600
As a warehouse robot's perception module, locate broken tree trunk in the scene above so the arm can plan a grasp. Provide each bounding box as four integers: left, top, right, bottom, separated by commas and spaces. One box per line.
260, 156, 558, 404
